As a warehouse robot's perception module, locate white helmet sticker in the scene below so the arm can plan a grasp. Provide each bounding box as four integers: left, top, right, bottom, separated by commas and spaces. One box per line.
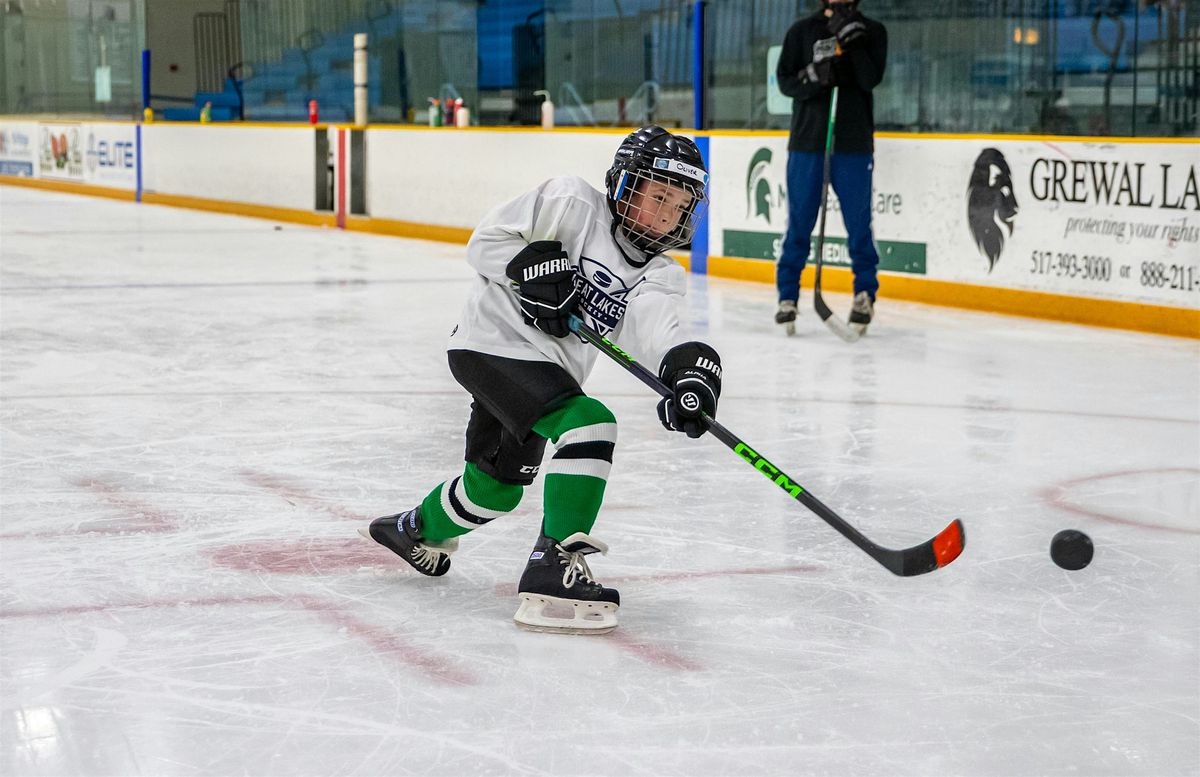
652, 156, 709, 186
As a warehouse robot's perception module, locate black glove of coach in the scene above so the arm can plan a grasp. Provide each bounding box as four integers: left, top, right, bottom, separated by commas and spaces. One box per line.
505, 240, 578, 339
657, 342, 722, 439
802, 57, 836, 88
828, 5, 868, 48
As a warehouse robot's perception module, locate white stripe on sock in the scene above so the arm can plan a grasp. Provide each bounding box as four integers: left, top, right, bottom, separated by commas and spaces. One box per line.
454, 477, 509, 521
556, 421, 618, 447
545, 458, 613, 480
439, 481, 480, 531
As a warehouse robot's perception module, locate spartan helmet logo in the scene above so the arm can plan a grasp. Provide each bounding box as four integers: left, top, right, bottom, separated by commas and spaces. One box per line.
746, 147, 784, 224
967, 148, 1019, 273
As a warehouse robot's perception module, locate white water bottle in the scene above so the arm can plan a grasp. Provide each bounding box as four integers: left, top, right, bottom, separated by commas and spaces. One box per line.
534, 90, 554, 130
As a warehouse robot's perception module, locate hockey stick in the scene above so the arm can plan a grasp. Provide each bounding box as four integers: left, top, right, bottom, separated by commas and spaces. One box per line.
811, 86, 862, 344
570, 316, 964, 576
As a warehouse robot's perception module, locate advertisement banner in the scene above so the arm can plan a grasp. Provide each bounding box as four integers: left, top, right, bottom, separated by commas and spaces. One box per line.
83, 122, 138, 188
0, 122, 37, 177
947, 138, 1198, 308
38, 123, 86, 181
710, 135, 1199, 309
710, 135, 923, 278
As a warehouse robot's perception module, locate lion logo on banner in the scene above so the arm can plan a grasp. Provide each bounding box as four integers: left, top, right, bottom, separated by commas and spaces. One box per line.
967, 148, 1019, 272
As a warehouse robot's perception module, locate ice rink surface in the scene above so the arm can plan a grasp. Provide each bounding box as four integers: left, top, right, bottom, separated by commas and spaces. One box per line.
2, 185, 1197, 777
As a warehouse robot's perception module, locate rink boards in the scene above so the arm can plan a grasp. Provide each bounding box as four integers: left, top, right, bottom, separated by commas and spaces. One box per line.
1, 118, 1196, 336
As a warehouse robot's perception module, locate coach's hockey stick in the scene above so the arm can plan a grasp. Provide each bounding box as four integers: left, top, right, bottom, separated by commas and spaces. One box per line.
811, 86, 862, 344
570, 316, 964, 576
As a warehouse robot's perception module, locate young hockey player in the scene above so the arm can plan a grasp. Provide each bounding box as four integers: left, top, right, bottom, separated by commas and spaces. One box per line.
360, 126, 721, 635
774, 0, 888, 335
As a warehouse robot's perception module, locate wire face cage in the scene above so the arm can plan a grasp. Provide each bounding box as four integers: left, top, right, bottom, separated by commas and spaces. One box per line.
613, 164, 709, 255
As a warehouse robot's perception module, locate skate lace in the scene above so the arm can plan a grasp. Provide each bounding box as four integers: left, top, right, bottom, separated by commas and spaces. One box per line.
559, 549, 597, 589
411, 544, 443, 572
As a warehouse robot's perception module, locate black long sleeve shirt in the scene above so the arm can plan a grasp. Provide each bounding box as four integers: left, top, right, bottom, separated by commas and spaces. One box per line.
776, 10, 888, 154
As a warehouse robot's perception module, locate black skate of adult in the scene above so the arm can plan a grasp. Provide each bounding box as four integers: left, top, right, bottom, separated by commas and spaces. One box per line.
848, 291, 874, 335
775, 299, 798, 336
358, 506, 457, 576
514, 533, 620, 634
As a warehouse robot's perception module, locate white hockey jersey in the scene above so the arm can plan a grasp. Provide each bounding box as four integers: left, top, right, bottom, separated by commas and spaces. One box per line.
448, 175, 691, 385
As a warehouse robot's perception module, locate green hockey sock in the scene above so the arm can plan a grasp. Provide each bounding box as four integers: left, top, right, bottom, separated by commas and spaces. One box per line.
532, 396, 617, 542
417, 462, 523, 542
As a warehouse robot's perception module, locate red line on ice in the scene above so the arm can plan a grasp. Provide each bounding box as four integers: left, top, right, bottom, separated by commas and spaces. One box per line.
0, 594, 281, 619
241, 469, 370, 522
297, 598, 475, 686
0, 476, 180, 540
1040, 467, 1200, 535
206, 537, 380, 574
0, 594, 477, 686
606, 631, 704, 671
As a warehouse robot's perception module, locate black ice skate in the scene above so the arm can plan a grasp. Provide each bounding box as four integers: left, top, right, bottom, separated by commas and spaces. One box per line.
514, 532, 620, 635
775, 299, 798, 336
358, 506, 456, 577
848, 291, 874, 335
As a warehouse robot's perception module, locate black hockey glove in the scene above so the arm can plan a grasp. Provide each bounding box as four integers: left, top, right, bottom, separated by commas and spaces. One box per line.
801, 58, 836, 88
657, 342, 722, 439
828, 6, 868, 48
505, 240, 578, 339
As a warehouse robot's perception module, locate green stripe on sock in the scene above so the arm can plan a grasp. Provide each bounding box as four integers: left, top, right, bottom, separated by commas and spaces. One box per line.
533, 396, 616, 444
463, 462, 523, 512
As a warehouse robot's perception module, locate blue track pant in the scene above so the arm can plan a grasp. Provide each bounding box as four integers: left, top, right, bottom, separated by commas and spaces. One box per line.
776, 151, 880, 302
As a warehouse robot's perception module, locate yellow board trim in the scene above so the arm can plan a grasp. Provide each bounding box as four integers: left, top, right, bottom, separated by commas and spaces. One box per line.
0, 175, 136, 201
343, 215, 473, 244
706, 254, 1199, 339
140, 192, 336, 227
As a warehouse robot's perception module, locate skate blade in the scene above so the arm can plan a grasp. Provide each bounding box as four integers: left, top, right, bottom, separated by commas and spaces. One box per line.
849, 322, 869, 336
513, 593, 618, 635
784, 321, 796, 336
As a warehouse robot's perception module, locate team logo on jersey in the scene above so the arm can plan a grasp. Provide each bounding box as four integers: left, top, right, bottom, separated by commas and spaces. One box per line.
576, 256, 644, 336
966, 148, 1019, 272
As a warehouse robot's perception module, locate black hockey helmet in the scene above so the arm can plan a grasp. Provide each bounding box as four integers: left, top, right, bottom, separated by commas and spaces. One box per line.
605, 125, 709, 256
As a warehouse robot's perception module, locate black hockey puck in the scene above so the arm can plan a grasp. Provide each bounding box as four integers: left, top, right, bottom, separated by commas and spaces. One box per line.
1050, 529, 1093, 571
